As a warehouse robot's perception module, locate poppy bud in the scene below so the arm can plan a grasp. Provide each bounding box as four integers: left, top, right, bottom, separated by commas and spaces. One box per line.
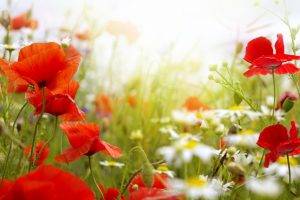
0, 10, 10, 29
233, 92, 243, 105
138, 147, 154, 187
277, 91, 297, 112
282, 99, 294, 113
142, 159, 154, 187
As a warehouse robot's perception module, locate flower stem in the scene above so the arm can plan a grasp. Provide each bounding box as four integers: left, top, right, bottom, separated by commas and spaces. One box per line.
287, 154, 292, 187
256, 150, 265, 176
28, 88, 46, 172
271, 70, 276, 121
88, 156, 104, 199
36, 116, 58, 162
1, 102, 28, 183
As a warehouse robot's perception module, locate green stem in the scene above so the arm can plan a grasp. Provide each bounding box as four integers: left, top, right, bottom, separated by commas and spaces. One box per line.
271, 70, 276, 121
287, 154, 292, 187
28, 88, 46, 172
36, 116, 58, 162
256, 150, 265, 176
1, 102, 28, 183
88, 156, 104, 200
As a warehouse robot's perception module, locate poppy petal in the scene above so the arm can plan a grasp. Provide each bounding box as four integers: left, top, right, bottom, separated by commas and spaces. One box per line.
264, 151, 279, 168
275, 34, 284, 55
55, 142, 92, 163
257, 123, 289, 150
290, 121, 298, 139
60, 122, 99, 148
243, 66, 270, 77
96, 140, 122, 158
274, 63, 299, 74
244, 37, 273, 63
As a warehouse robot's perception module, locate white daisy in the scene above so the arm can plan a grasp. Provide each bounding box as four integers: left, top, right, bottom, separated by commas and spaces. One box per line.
157, 134, 219, 166
99, 160, 125, 168
223, 129, 259, 148
171, 109, 203, 126
246, 177, 282, 198
169, 175, 233, 200
264, 156, 300, 182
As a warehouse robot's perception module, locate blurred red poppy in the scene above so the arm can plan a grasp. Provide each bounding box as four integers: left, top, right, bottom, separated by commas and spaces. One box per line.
243, 34, 300, 77
0, 165, 95, 200
11, 12, 38, 30
23, 141, 50, 166
183, 96, 209, 111
99, 184, 124, 200
55, 122, 122, 163
94, 94, 113, 117
128, 173, 179, 200
0, 42, 81, 93
257, 121, 300, 167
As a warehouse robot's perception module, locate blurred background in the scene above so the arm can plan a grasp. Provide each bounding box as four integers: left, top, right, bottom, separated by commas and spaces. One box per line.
1, 0, 300, 98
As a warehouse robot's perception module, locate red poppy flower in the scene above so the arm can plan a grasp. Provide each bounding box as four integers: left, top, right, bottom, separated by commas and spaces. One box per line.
257, 121, 300, 167
128, 173, 168, 192
0, 42, 81, 93
99, 184, 125, 200
0, 180, 14, 199
11, 12, 38, 30
183, 96, 209, 111
243, 34, 300, 77
94, 94, 113, 117
25, 81, 85, 121
55, 122, 122, 163
0, 165, 95, 200
128, 173, 179, 200
23, 141, 50, 166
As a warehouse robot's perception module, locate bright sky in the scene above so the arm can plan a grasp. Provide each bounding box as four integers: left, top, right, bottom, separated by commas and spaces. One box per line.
2, 0, 300, 68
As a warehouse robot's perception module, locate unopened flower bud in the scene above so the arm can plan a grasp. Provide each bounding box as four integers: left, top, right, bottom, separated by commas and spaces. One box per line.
227, 146, 237, 156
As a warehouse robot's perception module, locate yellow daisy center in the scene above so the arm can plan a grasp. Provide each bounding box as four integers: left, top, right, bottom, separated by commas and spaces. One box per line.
184, 140, 198, 149
186, 177, 207, 188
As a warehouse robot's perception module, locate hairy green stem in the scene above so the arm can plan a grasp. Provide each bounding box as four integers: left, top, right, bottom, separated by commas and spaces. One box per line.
28, 88, 46, 172
88, 156, 104, 199
1, 102, 28, 183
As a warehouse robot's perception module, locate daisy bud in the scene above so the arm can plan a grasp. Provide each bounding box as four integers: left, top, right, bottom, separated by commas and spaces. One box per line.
209, 64, 217, 71
131, 184, 139, 191
208, 74, 215, 80
130, 129, 143, 141
227, 146, 237, 156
